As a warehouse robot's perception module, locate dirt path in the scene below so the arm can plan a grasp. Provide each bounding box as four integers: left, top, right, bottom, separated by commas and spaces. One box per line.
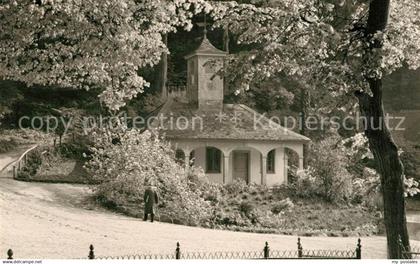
0, 152, 419, 259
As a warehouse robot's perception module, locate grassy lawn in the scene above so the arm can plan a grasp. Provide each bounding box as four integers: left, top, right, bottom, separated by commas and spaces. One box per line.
15, 142, 91, 184
108, 183, 381, 237
271, 201, 380, 236
212, 185, 381, 236
24, 159, 90, 184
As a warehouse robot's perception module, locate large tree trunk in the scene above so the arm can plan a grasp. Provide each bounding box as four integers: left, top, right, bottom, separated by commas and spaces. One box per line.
356, 0, 410, 258
155, 34, 168, 99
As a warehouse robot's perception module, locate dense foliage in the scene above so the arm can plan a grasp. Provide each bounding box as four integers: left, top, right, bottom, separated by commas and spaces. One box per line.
83, 128, 381, 235
291, 139, 352, 203
0, 0, 212, 111
85, 128, 211, 226
209, 0, 420, 96
0, 137, 17, 153
17, 148, 42, 180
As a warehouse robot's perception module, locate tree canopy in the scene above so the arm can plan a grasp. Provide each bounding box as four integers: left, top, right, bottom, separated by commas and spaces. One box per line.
211, 0, 420, 100
0, 0, 212, 111
1, 0, 418, 112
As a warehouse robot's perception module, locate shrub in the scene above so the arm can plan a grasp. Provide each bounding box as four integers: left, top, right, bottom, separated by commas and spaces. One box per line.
291, 137, 353, 203
56, 142, 90, 160
351, 167, 381, 206
239, 201, 254, 217
85, 128, 211, 226
198, 182, 222, 204
17, 149, 42, 180
225, 179, 248, 195
290, 168, 319, 199
352, 167, 420, 206
309, 138, 353, 203
271, 198, 294, 214
400, 149, 420, 181
213, 210, 251, 227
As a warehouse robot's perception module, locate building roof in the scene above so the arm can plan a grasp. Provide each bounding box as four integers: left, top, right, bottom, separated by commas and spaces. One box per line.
184, 36, 227, 59
149, 98, 310, 142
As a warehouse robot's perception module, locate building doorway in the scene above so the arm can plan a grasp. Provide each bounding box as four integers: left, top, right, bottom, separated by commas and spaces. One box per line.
233, 151, 249, 184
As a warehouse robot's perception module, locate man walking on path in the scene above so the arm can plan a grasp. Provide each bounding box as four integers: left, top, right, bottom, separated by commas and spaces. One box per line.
143, 182, 159, 222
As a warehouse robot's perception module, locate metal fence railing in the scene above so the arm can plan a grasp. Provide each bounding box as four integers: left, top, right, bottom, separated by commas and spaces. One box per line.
5, 237, 362, 260
97, 238, 362, 260
401, 246, 420, 259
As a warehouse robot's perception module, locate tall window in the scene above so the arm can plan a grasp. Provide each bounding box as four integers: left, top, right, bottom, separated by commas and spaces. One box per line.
206, 147, 221, 173
267, 150, 275, 173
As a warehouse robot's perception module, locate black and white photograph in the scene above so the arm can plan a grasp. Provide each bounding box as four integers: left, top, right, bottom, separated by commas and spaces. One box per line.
0, 0, 419, 261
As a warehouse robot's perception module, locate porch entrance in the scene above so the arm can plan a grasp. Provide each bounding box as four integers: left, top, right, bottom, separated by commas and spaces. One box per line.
233, 151, 249, 184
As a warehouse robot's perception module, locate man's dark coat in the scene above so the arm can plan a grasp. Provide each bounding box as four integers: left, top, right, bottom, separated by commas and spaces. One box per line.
144, 187, 159, 214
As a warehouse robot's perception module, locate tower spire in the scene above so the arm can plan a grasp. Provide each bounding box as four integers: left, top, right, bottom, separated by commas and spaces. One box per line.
203, 14, 207, 39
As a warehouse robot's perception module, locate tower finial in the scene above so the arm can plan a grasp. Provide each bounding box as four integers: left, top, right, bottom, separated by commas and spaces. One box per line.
203, 14, 207, 39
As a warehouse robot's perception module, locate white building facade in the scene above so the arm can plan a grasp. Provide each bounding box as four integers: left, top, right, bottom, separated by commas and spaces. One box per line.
153, 35, 309, 186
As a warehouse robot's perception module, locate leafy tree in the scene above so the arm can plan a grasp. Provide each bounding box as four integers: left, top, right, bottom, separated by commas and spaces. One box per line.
0, 0, 212, 111
211, 0, 420, 258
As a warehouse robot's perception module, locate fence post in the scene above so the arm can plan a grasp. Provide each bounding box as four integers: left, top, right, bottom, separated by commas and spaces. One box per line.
356, 238, 362, 259
263, 242, 270, 259
7, 249, 13, 259
175, 242, 180, 259
13, 165, 16, 179
297, 237, 303, 258
88, 245, 95, 259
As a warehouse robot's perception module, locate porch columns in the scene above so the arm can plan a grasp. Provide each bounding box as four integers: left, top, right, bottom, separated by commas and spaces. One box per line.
284, 153, 288, 184
298, 156, 304, 171
223, 154, 230, 184
261, 155, 267, 185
